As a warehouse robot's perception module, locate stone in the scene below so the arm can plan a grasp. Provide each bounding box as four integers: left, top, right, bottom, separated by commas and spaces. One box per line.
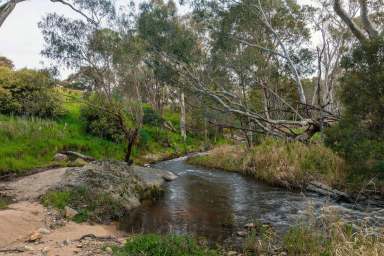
22, 245, 34, 251
162, 171, 178, 181
27, 231, 42, 242
64, 206, 78, 219
53, 153, 68, 162
71, 158, 88, 167
63, 239, 71, 246
244, 223, 256, 229
105, 246, 113, 254
227, 251, 238, 256
236, 231, 248, 237
38, 228, 51, 235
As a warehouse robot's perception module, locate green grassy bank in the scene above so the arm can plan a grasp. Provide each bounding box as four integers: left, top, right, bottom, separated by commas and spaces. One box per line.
0, 90, 204, 176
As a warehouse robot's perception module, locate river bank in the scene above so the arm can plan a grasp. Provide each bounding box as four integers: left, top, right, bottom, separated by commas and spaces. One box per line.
186, 140, 384, 197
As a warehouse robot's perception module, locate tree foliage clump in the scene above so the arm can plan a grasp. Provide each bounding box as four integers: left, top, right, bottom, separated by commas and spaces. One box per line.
0, 67, 62, 118
326, 38, 384, 175
80, 93, 126, 143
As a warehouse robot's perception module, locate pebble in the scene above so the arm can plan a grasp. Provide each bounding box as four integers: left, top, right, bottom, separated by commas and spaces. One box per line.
105, 246, 113, 254
236, 231, 248, 237
27, 231, 42, 242
244, 223, 256, 229
38, 228, 51, 235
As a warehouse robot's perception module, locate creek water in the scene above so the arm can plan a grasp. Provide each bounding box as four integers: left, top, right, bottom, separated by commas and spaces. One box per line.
120, 156, 384, 247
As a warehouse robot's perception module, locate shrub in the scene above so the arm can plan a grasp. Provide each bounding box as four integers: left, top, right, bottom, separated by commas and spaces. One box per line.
0, 67, 62, 118
80, 93, 125, 142
143, 107, 164, 126
325, 38, 384, 179
113, 234, 218, 256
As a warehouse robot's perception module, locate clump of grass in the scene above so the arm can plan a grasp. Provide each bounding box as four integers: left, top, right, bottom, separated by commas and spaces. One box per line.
113, 234, 219, 256
281, 209, 384, 256
0, 195, 12, 209
187, 137, 346, 189
42, 187, 131, 223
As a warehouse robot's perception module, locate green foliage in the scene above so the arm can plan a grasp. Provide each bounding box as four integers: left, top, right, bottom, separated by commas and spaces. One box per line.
113, 234, 218, 256
0, 196, 11, 210
283, 225, 327, 255
80, 93, 125, 142
42, 191, 71, 210
42, 187, 127, 223
325, 38, 384, 178
0, 67, 62, 118
0, 95, 125, 175
143, 107, 164, 127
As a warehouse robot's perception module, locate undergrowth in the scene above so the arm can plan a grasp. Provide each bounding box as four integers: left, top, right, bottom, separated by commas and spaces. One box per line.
187, 138, 346, 190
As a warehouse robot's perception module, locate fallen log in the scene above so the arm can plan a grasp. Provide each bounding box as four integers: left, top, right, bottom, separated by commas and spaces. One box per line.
306, 181, 352, 203
60, 151, 96, 162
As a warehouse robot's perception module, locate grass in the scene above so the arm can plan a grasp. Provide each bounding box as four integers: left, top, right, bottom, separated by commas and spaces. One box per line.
42, 187, 129, 223
0, 195, 11, 209
0, 88, 205, 175
242, 207, 384, 256
187, 137, 346, 190
113, 234, 219, 256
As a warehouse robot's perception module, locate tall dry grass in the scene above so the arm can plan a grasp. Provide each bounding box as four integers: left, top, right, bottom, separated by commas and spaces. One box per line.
187, 137, 346, 189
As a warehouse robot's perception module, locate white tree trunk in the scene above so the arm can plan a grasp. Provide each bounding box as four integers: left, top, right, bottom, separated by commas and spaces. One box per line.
180, 90, 187, 142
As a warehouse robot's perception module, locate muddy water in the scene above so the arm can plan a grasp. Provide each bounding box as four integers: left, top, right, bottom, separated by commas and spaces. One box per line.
120, 156, 383, 246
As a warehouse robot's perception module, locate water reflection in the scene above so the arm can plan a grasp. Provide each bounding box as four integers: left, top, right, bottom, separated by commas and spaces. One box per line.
119, 158, 383, 246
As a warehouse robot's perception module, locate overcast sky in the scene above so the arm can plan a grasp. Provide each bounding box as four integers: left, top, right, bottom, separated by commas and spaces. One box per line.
0, 0, 315, 77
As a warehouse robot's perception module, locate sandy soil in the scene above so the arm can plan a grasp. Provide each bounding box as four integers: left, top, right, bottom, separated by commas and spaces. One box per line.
0, 168, 68, 201
0, 168, 127, 256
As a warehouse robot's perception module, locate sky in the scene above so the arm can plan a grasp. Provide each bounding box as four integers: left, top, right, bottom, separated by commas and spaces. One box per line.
0, 0, 315, 78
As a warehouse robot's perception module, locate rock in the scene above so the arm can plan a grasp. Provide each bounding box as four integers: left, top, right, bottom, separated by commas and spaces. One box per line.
55, 161, 176, 220
63, 239, 71, 246
71, 158, 88, 167
22, 245, 34, 251
227, 251, 238, 256
162, 171, 178, 181
105, 247, 113, 254
144, 164, 151, 167
244, 223, 256, 229
38, 228, 51, 235
64, 206, 78, 219
54, 153, 68, 162
27, 231, 42, 242
236, 231, 248, 237
132, 166, 178, 186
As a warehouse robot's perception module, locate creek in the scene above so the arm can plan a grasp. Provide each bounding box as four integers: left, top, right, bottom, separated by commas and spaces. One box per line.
120, 156, 384, 247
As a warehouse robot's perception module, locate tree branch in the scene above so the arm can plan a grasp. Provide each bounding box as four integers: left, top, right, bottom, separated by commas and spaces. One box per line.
358, 0, 378, 38
333, 0, 368, 44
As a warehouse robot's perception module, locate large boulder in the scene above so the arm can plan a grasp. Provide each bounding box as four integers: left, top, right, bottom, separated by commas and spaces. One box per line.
55, 161, 177, 221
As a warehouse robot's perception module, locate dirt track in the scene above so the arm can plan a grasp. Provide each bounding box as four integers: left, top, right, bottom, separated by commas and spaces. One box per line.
0, 168, 127, 256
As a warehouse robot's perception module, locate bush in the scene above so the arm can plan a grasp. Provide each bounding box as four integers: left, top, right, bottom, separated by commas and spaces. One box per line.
325, 38, 384, 181
113, 234, 218, 256
0, 67, 62, 118
80, 93, 125, 142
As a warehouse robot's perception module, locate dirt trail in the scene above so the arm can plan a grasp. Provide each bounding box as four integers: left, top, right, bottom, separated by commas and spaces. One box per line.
0, 168, 127, 256
0, 168, 68, 201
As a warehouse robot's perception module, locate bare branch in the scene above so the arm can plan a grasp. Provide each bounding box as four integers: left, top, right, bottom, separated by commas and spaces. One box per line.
358, 0, 379, 38
333, 0, 368, 44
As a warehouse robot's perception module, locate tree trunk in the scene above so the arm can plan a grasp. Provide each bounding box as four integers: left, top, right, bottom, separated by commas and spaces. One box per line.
180, 90, 187, 142
124, 128, 138, 165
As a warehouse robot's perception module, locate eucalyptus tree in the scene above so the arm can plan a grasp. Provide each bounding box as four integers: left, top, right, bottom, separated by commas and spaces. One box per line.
137, 0, 201, 141
0, 0, 103, 28
39, 0, 145, 163
334, 0, 384, 45
166, 0, 328, 141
